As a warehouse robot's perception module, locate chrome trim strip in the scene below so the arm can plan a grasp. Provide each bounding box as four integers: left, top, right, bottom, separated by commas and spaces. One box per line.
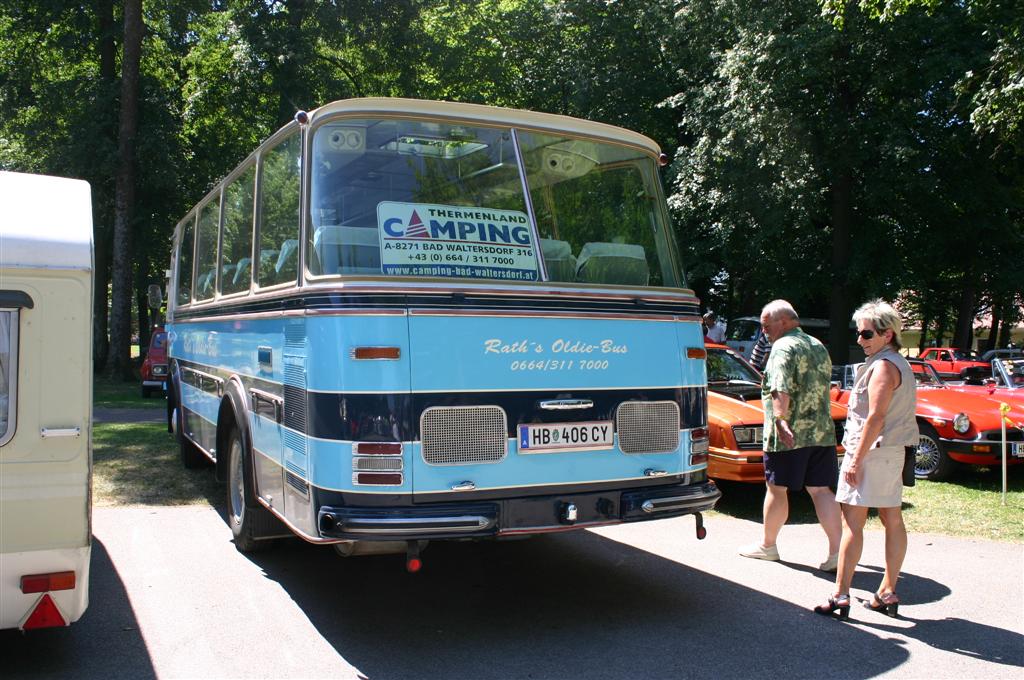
338, 515, 494, 534
539, 399, 594, 411
408, 309, 686, 321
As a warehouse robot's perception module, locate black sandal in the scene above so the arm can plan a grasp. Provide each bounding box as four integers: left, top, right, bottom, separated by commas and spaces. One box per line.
864, 591, 900, 617
813, 594, 851, 619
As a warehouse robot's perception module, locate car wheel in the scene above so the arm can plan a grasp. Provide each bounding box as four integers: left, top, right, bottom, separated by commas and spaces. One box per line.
915, 421, 957, 481
141, 385, 152, 398
226, 424, 276, 552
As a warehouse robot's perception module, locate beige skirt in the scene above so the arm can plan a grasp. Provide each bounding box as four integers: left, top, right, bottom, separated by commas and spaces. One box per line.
836, 445, 904, 508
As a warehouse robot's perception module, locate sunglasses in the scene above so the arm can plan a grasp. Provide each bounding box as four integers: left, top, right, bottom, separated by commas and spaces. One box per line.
856, 329, 877, 340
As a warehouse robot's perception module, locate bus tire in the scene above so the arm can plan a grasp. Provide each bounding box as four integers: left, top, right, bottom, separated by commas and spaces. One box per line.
915, 421, 956, 481
226, 424, 276, 552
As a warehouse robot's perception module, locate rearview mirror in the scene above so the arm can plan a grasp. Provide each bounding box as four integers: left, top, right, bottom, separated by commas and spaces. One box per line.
147, 284, 163, 309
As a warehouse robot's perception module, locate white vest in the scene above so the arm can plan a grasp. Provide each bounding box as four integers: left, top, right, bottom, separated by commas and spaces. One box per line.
843, 347, 918, 451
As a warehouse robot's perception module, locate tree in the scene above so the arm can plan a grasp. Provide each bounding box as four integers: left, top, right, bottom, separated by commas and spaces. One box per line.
105, 0, 143, 379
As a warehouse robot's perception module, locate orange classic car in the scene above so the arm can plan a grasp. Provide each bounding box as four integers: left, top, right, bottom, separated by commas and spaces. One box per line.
705, 345, 847, 483
832, 359, 1024, 480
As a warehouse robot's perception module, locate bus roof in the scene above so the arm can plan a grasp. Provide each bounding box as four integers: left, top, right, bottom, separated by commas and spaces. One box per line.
0, 172, 93, 270
308, 98, 663, 157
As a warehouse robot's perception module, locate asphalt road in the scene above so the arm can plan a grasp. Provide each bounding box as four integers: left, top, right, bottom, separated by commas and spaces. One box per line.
2, 504, 1021, 679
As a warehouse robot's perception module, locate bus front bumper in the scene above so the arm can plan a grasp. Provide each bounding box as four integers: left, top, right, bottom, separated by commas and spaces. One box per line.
316, 480, 721, 541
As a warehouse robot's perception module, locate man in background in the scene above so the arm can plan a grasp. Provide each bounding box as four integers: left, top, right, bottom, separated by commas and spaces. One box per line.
740, 299, 842, 572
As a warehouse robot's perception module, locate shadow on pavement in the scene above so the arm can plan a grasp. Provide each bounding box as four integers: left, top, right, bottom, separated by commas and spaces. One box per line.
0, 538, 156, 680
244, 530, 928, 680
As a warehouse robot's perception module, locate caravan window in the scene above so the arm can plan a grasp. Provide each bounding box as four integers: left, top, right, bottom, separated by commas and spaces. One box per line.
0, 309, 18, 445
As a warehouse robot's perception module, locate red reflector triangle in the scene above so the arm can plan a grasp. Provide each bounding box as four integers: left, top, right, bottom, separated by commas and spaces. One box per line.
22, 593, 67, 630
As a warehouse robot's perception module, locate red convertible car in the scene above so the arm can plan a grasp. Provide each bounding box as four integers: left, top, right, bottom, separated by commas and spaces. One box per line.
918, 347, 989, 380
832, 359, 1024, 480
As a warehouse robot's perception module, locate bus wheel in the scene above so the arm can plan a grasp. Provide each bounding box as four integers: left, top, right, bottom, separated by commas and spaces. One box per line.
226, 425, 275, 552
915, 422, 956, 481
175, 406, 207, 469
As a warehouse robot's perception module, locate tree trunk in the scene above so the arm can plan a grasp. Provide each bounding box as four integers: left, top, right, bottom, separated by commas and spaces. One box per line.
986, 302, 1002, 352
918, 308, 931, 353
828, 169, 854, 365
92, 0, 116, 371
952, 275, 976, 349
105, 0, 143, 380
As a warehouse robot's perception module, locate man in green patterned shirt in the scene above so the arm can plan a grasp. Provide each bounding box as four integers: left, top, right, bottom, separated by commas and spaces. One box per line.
739, 300, 842, 572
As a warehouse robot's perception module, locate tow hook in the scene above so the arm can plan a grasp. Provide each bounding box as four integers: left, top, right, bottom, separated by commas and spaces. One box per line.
694, 512, 707, 540
405, 540, 423, 573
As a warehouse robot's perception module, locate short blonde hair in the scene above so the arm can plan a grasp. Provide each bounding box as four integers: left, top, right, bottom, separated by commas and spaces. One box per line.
853, 299, 903, 349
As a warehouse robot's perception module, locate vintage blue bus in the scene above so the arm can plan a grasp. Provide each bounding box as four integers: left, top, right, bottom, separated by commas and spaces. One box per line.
165, 98, 719, 570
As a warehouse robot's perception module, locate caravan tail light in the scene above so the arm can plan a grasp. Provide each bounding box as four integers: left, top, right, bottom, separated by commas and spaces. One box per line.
21, 571, 76, 594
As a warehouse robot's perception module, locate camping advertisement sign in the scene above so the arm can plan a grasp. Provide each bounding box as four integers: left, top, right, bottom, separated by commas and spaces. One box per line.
376, 201, 539, 281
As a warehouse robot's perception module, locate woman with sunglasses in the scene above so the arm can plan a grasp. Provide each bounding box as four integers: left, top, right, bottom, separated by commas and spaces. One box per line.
815, 300, 917, 619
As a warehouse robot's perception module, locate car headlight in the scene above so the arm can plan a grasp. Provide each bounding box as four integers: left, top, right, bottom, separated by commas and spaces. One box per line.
952, 413, 971, 434
733, 426, 763, 445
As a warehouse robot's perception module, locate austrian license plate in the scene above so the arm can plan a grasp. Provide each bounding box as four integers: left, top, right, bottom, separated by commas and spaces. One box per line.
518, 421, 614, 453
1012, 442, 1024, 458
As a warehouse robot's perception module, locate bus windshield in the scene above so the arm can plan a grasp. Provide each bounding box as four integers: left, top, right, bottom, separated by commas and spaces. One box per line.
309, 117, 682, 287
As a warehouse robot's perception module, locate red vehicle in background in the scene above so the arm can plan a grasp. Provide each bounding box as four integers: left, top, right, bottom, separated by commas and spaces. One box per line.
832, 359, 1024, 480
140, 327, 168, 398
918, 347, 989, 380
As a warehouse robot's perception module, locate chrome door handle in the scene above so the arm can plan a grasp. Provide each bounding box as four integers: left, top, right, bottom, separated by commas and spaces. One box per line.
539, 399, 594, 411
41, 427, 81, 438
644, 468, 668, 477
451, 481, 476, 491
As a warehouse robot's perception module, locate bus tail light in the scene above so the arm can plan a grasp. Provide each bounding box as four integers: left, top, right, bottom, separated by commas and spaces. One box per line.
21, 594, 67, 630
351, 346, 401, 360
353, 441, 403, 485
353, 442, 403, 456
354, 473, 403, 485
21, 571, 76, 594
691, 427, 709, 465
686, 347, 707, 360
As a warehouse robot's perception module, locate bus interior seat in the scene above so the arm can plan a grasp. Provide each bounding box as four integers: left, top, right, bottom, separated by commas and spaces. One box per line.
197, 269, 216, 297
312, 225, 381, 275
220, 263, 236, 283
575, 242, 649, 286
275, 239, 298, 273
540, 238, 577, 282
232, 258, 251, 286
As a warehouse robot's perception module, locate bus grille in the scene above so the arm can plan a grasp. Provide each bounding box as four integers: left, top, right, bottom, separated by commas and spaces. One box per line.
616, 401, 680, 454
421, 406, 507, 465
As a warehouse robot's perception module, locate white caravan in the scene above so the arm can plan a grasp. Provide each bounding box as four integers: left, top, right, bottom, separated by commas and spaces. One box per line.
0, 171, 93, 630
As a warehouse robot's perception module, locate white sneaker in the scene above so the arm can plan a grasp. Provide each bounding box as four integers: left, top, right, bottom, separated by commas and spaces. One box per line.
739, 543, 780, 561
819, 552, 839, 572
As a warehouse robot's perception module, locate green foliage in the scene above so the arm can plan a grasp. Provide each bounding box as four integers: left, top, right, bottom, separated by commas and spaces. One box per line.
0, 0, 1020, 356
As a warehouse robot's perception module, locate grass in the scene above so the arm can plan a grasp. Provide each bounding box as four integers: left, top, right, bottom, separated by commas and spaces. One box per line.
712, 465, 1024, 543
92, 421, 220, 507
93, 373, 165, 409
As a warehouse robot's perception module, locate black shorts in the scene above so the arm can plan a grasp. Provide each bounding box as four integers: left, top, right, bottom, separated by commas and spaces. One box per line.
763, 445, 839, 490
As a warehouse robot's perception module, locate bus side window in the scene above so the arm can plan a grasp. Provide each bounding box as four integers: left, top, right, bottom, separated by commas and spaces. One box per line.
0, 310, 14, 444
176, 215, 195, 306
258, 132, 301, 288
221, 164, 256, 295
194, 197, 220, 302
